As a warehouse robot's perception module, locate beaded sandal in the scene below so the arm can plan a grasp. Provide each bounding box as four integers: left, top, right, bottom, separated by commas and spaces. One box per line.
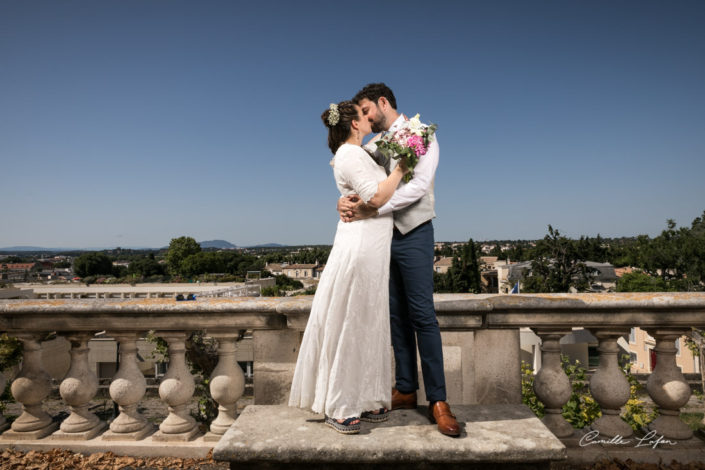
325, 416, 361, 434
360, 408, 389, 423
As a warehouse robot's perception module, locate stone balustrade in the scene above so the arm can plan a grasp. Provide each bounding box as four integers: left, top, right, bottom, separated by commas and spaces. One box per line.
0, 292, 703, 462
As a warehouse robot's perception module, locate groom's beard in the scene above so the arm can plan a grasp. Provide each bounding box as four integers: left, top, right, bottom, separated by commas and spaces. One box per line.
370, 117, 386, 133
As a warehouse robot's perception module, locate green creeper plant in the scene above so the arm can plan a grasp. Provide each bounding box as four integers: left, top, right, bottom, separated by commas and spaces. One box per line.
620, 354, 656, 430
520, 360, 544, 417
0, 334, 22, 413
559, 355, 601, 429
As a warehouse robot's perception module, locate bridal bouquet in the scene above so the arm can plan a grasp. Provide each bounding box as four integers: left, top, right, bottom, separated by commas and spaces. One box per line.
375, 114, 437, 183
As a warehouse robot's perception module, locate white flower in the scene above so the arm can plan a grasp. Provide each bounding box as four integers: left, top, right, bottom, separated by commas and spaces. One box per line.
407, 113, 424, 136
327, 103, 340, 126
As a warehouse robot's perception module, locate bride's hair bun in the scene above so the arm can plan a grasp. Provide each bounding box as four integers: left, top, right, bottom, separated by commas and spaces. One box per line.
321, 100, 357, 153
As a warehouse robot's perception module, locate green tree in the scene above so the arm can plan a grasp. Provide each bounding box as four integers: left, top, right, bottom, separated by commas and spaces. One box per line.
275, 274, 303, 290
127, 254, 165, 278
166, 236, 201, 276
437, 239, 482, 293
73, 252, 114, 278
181, 252, 226, 278
522, 226, 596, 293
575, 234, 608, 262
616, 271, 669, 292
433, 271, 452, 293
628, 212, 705, 291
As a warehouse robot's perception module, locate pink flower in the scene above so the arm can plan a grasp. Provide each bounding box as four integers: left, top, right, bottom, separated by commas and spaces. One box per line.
406, 135, 427, 156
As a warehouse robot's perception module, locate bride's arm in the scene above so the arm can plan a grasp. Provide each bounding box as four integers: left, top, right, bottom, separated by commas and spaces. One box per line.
366, 165, 406, 208
335, 147, 407, 214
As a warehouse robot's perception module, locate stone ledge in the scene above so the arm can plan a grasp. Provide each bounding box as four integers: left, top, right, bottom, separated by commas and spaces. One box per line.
213, 404, 566, 469
0, 434, 214, 459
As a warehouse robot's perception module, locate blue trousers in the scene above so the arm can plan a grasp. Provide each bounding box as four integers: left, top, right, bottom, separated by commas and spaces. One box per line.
389, 221, 446, 402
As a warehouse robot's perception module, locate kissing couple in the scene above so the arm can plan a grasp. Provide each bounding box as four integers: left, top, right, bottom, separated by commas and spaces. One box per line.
289, 83, 460, 437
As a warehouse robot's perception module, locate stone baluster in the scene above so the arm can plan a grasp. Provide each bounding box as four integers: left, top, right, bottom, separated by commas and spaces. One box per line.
588, 329, 632, 438
53, 334, 107, 440
153, 332, 199, 441
4, 334, 58, 439
532, 329, 573, 437
205, 332, 245, 441
102, 333, 154, 440
645, 328, 693, 440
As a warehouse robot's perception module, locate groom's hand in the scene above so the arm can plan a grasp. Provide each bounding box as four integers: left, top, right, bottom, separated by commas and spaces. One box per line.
338, 195, 361, 222
346, 204, 378, 222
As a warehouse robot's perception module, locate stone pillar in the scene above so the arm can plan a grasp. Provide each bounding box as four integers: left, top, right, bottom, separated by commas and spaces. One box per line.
102, 333, 154, 440
153, 332, 199, 441
532, 329, 573, 438
253, 329, 300, 405
205, 333, 246, 441
421, 330, 521, 406
4, 334, 58, 439
589, 329, 632, 438
53, 334, 107, 440
645, 329, 693, 440
474, 329, 521, 404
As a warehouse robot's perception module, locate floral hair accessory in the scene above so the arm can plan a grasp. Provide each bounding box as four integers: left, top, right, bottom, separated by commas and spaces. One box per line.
327, 103, 340, 126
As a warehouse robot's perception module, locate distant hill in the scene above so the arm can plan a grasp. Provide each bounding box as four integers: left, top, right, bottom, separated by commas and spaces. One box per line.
1, 246, 159, 253
248, 243, 285, 248
199, 239, 237, 249
0, 246, 53, 251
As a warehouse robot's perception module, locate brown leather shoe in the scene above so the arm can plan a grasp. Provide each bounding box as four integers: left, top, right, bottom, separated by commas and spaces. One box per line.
428, 401, 460, 437
391, 388, 417, 410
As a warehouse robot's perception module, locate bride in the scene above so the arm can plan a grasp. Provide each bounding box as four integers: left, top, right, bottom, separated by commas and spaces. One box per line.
288, 100, 407, 434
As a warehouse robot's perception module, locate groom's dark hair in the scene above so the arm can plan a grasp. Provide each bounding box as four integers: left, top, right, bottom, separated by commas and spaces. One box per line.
353, 83, 397, 110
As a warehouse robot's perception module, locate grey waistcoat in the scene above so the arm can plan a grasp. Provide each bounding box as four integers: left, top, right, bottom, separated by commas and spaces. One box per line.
384, 153, 436, 235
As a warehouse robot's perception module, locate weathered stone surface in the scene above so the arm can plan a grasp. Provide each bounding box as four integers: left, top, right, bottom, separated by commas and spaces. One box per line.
473, 329, 521, 404
213, 404, 566, 465
253, 330, 300, 405
3, 293, 705, 333
0, 434, 215, 458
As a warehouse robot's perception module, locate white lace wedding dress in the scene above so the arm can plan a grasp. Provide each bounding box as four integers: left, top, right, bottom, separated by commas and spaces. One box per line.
288, 143, 393, 419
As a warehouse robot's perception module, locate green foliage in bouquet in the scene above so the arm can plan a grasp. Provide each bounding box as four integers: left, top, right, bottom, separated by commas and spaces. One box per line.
375, 117, 437, 183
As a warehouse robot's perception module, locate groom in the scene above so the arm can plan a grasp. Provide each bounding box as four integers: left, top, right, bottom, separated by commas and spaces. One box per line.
338, 83, 460, 437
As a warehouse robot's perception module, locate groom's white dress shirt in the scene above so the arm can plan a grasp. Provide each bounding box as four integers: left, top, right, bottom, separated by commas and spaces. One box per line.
366, 114, 439, 218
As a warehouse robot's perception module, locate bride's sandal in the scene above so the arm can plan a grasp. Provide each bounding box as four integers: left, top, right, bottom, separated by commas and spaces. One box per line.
325, 416, 361, 434
360, 408, 389, 423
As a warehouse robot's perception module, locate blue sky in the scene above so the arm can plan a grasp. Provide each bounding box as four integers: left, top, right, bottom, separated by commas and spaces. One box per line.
1, 0, 704, 248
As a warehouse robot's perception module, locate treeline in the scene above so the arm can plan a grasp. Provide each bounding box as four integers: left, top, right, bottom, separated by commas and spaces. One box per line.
259, 246, 331, 265
69, 237, 334, 284
164, 237, 264, 280
433, 210, 705, 294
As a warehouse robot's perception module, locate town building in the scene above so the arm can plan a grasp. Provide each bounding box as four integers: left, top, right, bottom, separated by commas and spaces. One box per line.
628, 327, 699, 374
433, 256, 453, 274
281, 264, 318, 279
0, 263, 38, 282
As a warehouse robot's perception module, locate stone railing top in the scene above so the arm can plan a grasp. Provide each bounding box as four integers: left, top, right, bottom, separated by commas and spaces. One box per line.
1, 292, 704, 332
